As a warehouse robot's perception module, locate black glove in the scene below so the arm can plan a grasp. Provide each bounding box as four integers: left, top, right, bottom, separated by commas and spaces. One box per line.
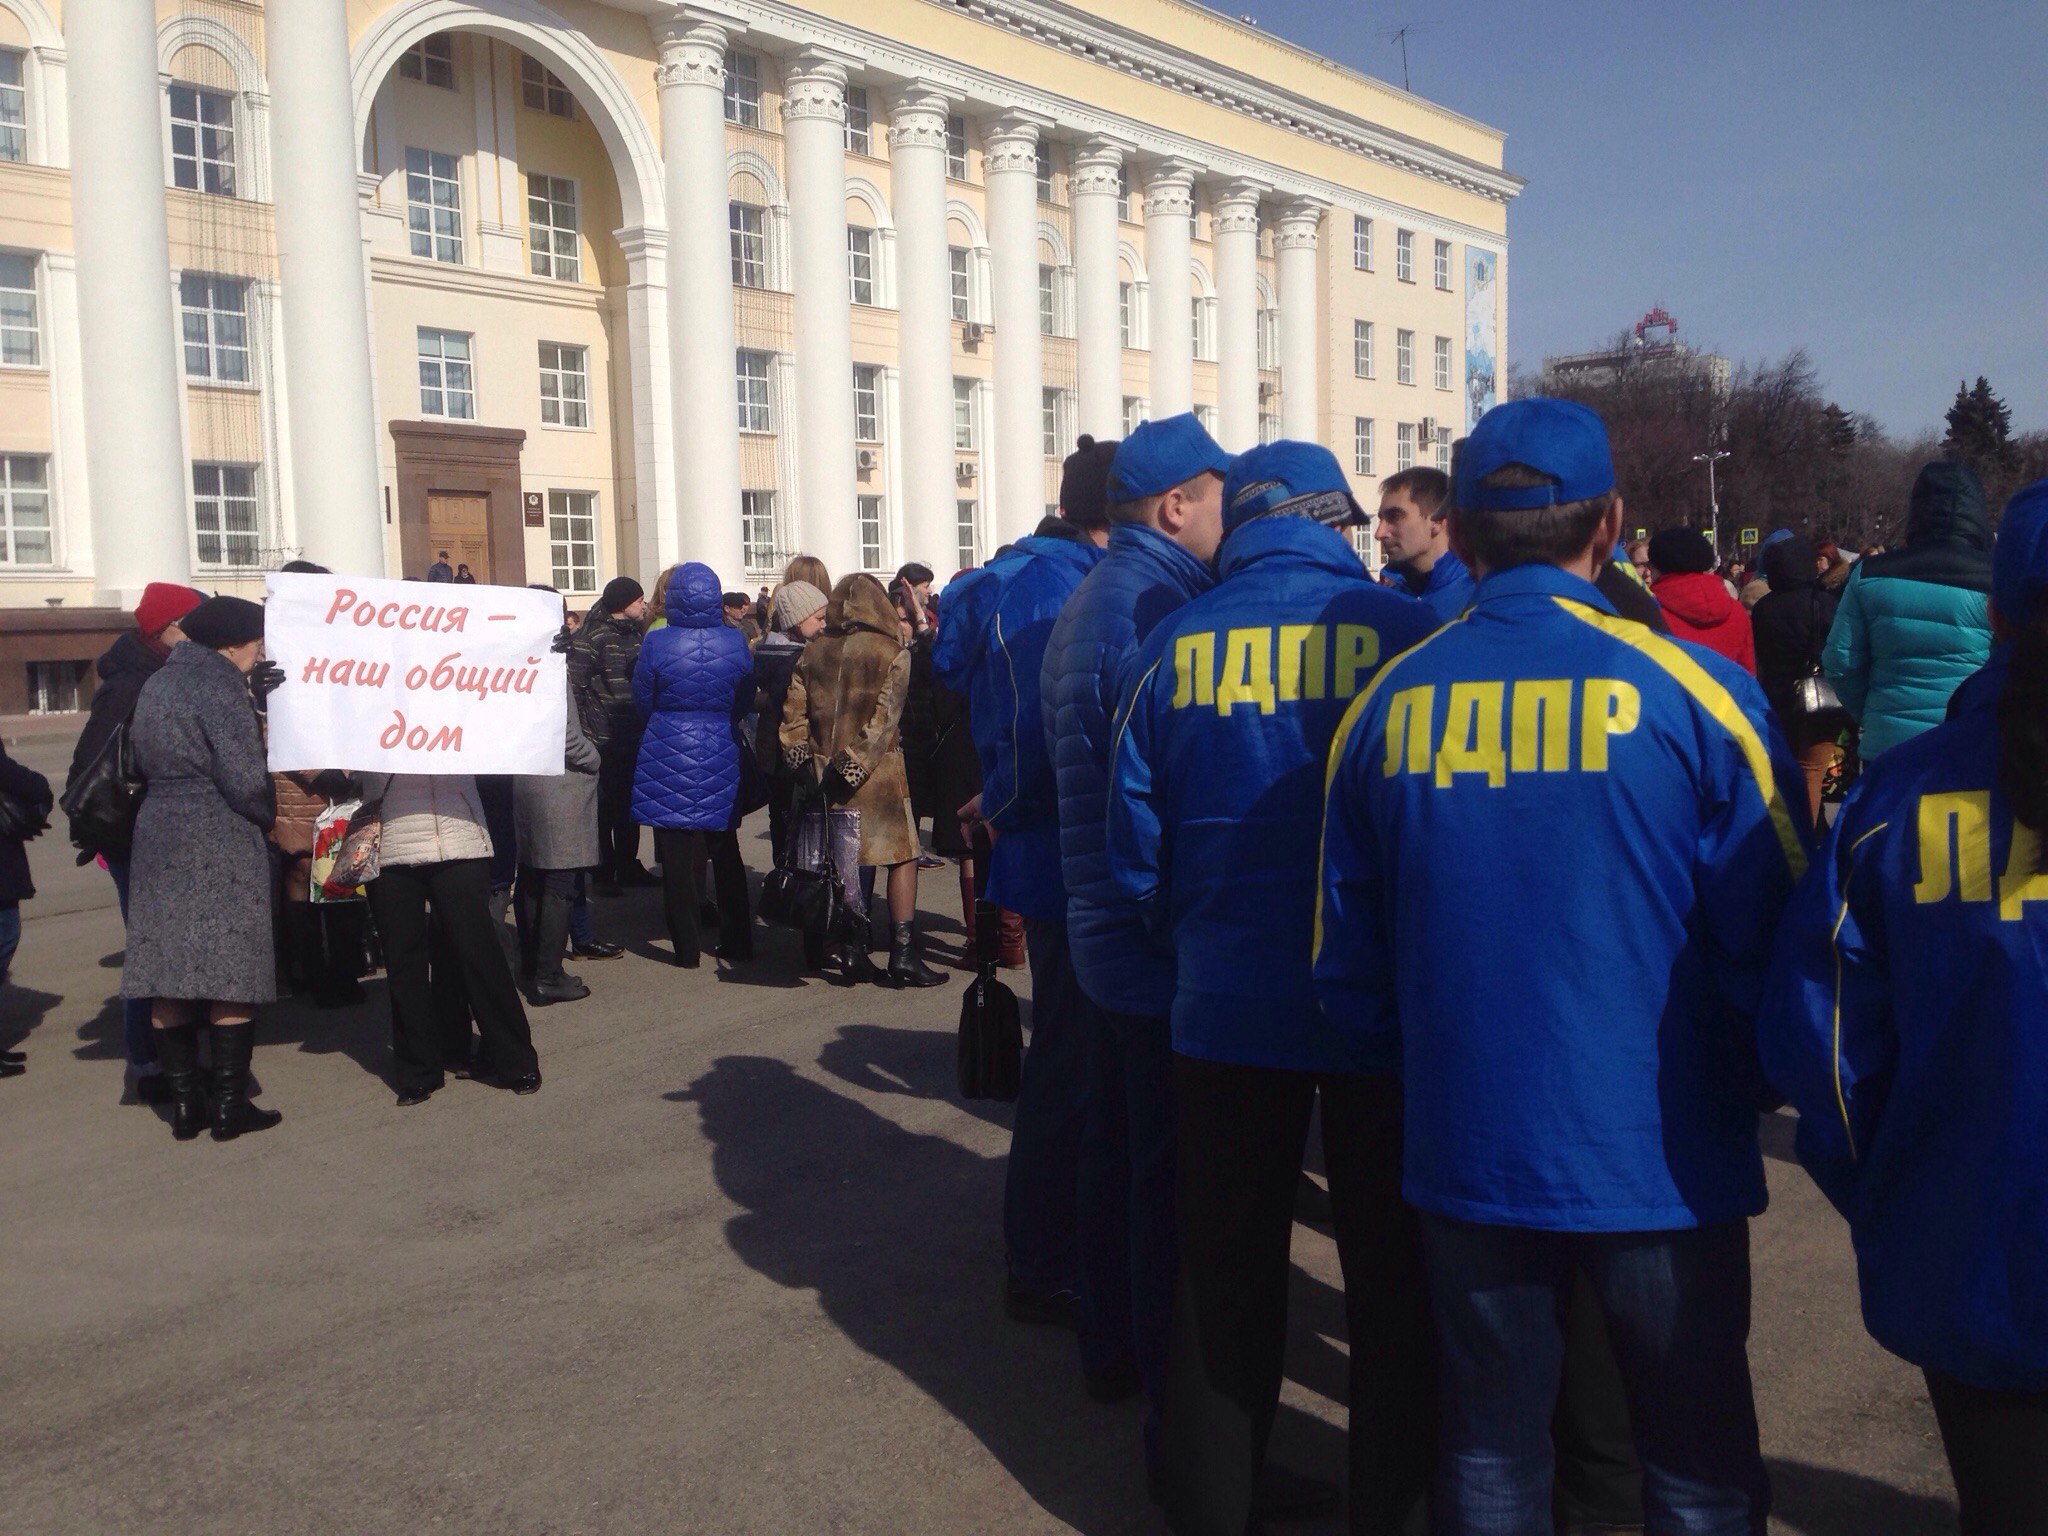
310, 770, 358, 801
249, 660, 286, 705
551, 623, 574, 655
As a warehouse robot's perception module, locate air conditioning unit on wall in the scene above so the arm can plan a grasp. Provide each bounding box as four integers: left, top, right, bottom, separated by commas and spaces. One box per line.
1257, 381, 1277, 401
1419, 417, 1437, 439
955, 460, 978, 483
855, 448, 877, 472
963, 321, 988, 344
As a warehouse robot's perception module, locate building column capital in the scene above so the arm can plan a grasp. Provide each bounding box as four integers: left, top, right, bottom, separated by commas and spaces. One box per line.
781, 49, 851, 123
886, 85, 951, 149
1070, 136, 1130, 197
1141, 157, 1201, 219
651, 16, 731, 91
982, 110, 1047, 173
1210, 177, 1266, 234
1273, 196, 1329, 249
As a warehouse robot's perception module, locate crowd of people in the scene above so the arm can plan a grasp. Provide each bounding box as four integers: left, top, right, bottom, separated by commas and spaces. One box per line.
1, 387, 2041, 1532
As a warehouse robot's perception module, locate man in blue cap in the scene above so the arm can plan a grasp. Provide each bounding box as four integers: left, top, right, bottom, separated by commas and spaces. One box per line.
1316, 398, 1809, 1532
1108, 441, 1437, 1536
1040, 412, 1228, 1456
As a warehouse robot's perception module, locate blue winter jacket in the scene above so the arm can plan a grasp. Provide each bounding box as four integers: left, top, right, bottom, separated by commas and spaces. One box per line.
1758, 645, 2048, 1390
1107, 517, 1434, 1068
933, 530, 1103, 922
1042, 523, 1214, 1015
630, 563, 754, 830
1315, 564, 1811, 1231
1391, 548, 1476, 624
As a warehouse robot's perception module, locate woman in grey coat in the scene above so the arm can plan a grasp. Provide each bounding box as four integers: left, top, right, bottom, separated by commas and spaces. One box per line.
121, 596, 283, 1141
512, 691, 601, 1004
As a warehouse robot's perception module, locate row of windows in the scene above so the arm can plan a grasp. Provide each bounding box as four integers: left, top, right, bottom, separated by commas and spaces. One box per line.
414, 329, 595, 431
1350, 418, 1453, 477
1352, 216, 1455, 292
738, 487, 989, 577
1352, 321, 1458, 391
399, 36, 577, 122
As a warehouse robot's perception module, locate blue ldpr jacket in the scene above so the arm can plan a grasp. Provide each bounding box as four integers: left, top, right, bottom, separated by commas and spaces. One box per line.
1107, 517, 1434, 1068
1758, 647, 2048, 1390
1389, 548, 1476, 624
932, 530, 1103, 921
1315, 564, 1811, 1232
1043, 523, 1214, 1015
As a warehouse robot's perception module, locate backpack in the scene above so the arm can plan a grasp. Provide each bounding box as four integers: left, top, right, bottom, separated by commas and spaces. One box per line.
60, 719, 145, 862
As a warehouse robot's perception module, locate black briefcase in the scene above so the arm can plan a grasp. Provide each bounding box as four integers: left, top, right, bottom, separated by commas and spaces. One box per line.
957, 900, 1021, 1102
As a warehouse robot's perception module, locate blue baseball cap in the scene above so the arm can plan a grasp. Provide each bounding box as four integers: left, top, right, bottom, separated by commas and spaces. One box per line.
1454, 397, 1616, 512
1994, 478, 2048, 626
1107, 412, 1234, 502
1221, 441, 1366, 537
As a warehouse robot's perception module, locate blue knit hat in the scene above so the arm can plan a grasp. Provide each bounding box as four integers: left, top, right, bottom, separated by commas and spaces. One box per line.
1221, 441, 1365, 537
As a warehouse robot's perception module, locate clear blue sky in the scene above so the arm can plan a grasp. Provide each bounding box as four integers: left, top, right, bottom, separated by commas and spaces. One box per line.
1236, 0, 2046, 438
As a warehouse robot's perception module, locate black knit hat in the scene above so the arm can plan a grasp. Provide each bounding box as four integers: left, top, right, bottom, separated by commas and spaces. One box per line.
180, 594, 265, 649
1058, 434, 1121, 531
1647, 526, 1717, 576
600, 576, 645, 614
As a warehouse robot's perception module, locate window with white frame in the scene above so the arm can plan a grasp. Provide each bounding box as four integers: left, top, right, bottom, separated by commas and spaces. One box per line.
729, 202, 767, 289
1396, 328, 1416, 386
953, 378, 977, 450
169, 84, 235, 197
1434, 238, 1452, 291
945, 115, 968, 180
0, 454, 51, 565
1117, 165, 1132, 221
1435, 427, 1454, 472
1195, 404, 1218, 435
0, 50, 26, 164
179, 274, 248, 383
521, 55, 575, 118
1434, 335, 1453, 391
1035, 142, 1054, 202
0, 252, 39, 367
740, 489, 777, 569
1353, 319, 1374, 379
1352, 213, 1372, 270
957, 500, 979, 569
398, 35, 455, 89
1042, 388, 1062, 458
191, 462, 260, 569
1191, 297, 1213, 360
539, 341, 588, 428
948, 246, 970, 321
1258, 411, 1279, 446
735, 349, 772, 433
1257, 306, 1278, 370
1123, 396, 1147, 434
406, 147, 462, 264
853, 363, 880, 442
549, 489, 597, 592
1396, 421, 1416, 471
1118, 282, 1136, 348
847, 226, 876, 306
857, 495, 883, 569
1039, 265, 1055, 336
528, 174, 580, 281
724, 50, 761, 127
843, 84, 871, 155
1353, 417, 1374, 477
417, 328, 475, 419
1396, 228, 1415, 282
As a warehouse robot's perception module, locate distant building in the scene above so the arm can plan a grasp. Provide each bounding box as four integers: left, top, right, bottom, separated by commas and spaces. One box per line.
1542, 306, 1729, 396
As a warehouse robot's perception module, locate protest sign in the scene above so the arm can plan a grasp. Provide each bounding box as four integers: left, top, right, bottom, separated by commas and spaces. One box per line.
264, 573, 567, 775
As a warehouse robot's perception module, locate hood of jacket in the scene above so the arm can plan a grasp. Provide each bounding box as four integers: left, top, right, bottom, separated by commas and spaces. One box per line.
827, 573, 902, 644
664, 562, 724, 629
1857, 461, 1996, 595
1217, 513, 1373, 585
1652, 569, 1741, 631
1760, 534, 1823, 592
98, 630, 166, 686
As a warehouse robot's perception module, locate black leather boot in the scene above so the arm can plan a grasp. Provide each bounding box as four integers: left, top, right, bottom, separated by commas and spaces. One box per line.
154, 1023, 208, 1141
527, 887, 588, 1004
886, 921, 948, 989
833, 941, 880, 986
209, 1022, 282, 1141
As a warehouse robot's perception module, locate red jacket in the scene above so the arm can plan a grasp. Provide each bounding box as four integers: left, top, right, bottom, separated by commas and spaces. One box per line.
1650, 571, 1756, 674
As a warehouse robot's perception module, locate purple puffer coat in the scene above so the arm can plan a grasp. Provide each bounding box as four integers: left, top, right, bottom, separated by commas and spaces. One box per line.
630, 563, 753, 829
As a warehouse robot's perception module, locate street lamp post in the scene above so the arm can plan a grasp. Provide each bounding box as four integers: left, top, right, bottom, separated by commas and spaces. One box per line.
1693, 450, 1730, 556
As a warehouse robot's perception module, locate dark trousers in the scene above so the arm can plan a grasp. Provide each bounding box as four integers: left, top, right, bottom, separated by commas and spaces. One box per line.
1926, 1372, 2048, 1536
368, 858, 537, 1094
597, 749, 640, 882
1004, 918, 1087, 1297
1163, 1056, 1433, 1536
1420, 1214, 1767, 1536
1077, 1003, 1178, 1466
652, 827, 750, 965
514, 866, 579, 984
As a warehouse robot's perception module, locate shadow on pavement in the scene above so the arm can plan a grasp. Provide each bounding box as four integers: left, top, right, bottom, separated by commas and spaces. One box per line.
816, 1021, 1014, 1133
1766, 1456, 1955, 1535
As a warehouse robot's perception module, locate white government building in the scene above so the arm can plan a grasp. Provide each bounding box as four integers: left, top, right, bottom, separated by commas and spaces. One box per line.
0, 0, 1518, 711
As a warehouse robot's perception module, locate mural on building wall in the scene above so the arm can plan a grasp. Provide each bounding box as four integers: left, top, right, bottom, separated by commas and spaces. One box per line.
1465, 247, 1499, 430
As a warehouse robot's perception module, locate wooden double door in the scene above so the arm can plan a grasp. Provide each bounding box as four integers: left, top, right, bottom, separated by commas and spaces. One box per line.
388, 419, 529, 587
425, 492, 492, 582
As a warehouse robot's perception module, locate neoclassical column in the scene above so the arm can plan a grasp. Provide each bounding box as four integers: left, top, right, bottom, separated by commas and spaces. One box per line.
1275, 197, 1328, 443
888, 87, 956, 573
984, 112, 1046, 541
1143, 159, 1198, 419
1211, 180, 1263, 452
653, 18, 743, 580
64, 0, 192, 598
267, 0, 387, 576
781, 51, 860, 577
1070, 138, 1126, 442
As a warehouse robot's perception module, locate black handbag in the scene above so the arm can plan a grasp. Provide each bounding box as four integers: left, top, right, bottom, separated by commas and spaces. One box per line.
0, 788, 49, 843
957, 899, 1022, 1102
60, 720, 145, 861
757, 803, 843, 939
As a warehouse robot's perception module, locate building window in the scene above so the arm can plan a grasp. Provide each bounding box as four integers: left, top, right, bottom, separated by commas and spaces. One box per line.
527, 174, 580, 281
853, 363, 880, 442
1435, 426, 1454, 472
0, 252, 39, 367
1195, 404, 1218, 435
1257, 307, 1278, 370
521, 55, 575, 118
1434, 335, 1453, 391
28, 659, 89, 714
724, 50, 761, 127
0, 50, 26, 164
957, 500, 979, 570
844, 84, 871, 155
549, 489, 597, 592
1258, 411, 1279, 446
1122, 396, 1147, 434
740, 489, 777, 570
398, 35, 456, 89
179, 273, 248, 383
1396, 328, 1415, 386
417, 328, 475, 419
1396, 422, 1416, 471
953, 378, 977, 450
1117, 165, 1132, 222
857, 495, 883, 569
945, 115, 968, 180
1118, 282, 1136, 348
1042, 388, 1062, 458
1434, 238, 1452, 291
1396, 228, 1415, 283
406, 147, 462, 264
735, 349, 772, 434
729, 202, 767, 290
1038, 265, 1056, 336
1191, 297, 1213, 360
192, 462, 259, 569
1353, 319, 1373, 380
1035, 142, 1054, 202
539, 341, 588, 428
169, 84, 235, 197
1352, 214, 1373, 270
948, 246, 970, 321
0, 454, 51, 565
1353, 417, 1374, 477
847, 226, 876, 306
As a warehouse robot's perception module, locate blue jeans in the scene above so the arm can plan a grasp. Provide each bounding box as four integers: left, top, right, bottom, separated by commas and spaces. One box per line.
104, 855, 157, 1071
1421, 1214, 1768, 1536
1077, 1002, 1177, 1462
1004, 918, 1086, 1297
